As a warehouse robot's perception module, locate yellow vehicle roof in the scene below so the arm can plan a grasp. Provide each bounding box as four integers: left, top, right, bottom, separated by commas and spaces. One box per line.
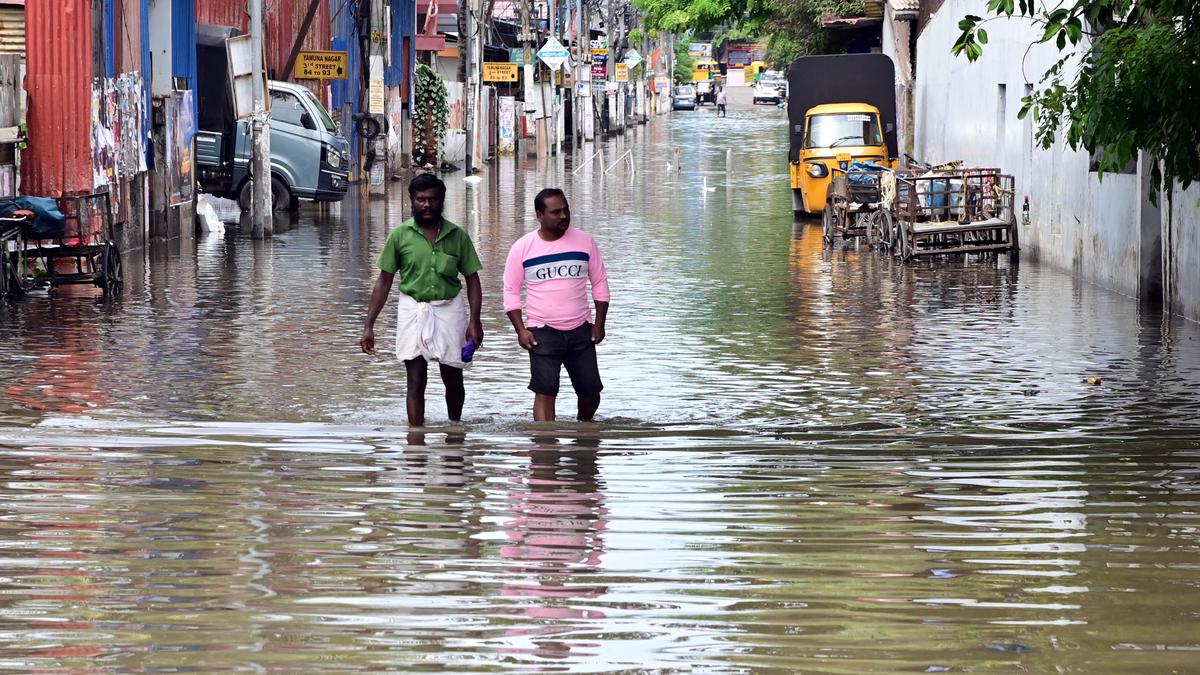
808, 102, 881, 115
694, 58, 718, 66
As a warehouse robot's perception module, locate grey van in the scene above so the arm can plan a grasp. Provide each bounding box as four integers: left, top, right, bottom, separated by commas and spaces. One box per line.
195, 25, 350, 211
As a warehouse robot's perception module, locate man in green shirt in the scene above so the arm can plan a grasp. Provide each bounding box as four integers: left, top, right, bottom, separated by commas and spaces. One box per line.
361, 173, 484, 426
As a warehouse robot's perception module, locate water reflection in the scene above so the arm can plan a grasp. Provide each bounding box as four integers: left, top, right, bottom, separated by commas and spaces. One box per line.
498, 437, 608, 661
0, 107, 1199, 671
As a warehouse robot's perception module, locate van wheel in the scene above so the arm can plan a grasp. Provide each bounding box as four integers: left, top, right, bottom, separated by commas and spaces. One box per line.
238, 177, 293, 212
271, 177, 292, 212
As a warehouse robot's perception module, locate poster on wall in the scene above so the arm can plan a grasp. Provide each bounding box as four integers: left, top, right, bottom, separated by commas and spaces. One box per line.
92, 80, 115, 188
91, 74, 149, 190
166, 90, 196, 206
498, 96, 516, 155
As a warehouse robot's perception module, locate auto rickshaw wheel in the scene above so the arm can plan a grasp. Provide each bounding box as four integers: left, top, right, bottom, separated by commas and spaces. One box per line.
822, 204, 836, 245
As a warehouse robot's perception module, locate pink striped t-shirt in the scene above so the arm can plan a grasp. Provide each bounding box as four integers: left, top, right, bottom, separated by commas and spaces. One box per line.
503, 227, 610, 330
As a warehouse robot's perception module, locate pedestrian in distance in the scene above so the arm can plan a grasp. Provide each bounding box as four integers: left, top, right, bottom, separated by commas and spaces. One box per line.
504, 188, 610, 422
715, 87, 728, 117
361, 173, 484, 427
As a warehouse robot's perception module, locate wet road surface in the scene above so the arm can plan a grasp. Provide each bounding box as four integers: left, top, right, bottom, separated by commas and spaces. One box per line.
1, 103, 1200, 672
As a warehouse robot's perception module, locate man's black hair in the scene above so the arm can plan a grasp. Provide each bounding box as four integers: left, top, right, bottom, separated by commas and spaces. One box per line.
409, 173, 447, 199
534, 188, 567, 214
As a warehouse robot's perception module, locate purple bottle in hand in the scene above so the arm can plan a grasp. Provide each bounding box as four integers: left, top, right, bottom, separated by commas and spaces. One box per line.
461, 339, 477, 363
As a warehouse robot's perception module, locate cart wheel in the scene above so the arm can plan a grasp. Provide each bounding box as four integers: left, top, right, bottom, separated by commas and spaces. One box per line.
98, 241, 123, 297
877, 210, 893, 250
3, 249, 35, 296
899, 226, 913, 261
822, 204, 836, 245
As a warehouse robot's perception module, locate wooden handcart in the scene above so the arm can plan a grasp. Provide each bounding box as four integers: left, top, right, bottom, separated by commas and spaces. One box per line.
887, 168, 1019, 261
1, 192, 123, 298
822, 164, 893, 248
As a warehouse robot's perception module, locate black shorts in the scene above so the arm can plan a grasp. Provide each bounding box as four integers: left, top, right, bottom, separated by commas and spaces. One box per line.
528, 322, 604, 397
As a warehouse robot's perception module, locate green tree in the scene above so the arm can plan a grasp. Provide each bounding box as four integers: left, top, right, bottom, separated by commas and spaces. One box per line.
635, 0, 868, 68
953, 0, 1200, 196
674, 39, 695, 82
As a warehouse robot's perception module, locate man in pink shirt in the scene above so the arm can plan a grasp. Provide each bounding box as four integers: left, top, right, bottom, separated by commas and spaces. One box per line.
504, 189, 610, 421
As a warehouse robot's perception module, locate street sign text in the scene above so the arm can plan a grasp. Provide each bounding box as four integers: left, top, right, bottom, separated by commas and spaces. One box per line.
297, 51, 349, 80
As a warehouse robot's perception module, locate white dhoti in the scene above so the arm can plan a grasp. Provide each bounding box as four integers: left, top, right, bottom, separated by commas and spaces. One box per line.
394, 292, 468, 368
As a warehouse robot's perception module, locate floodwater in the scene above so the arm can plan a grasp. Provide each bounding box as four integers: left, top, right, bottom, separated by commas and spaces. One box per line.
2, 105, 1200, 673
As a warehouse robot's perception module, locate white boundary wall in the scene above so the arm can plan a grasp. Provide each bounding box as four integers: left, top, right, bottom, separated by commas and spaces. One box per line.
915, 0, 1200, 320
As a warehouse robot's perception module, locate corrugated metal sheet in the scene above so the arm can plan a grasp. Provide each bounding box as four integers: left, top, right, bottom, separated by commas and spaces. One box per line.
116, 0, 142, 73
0, 8, 24, 57
172, 0, 197, 82
196, 0, 330, 80
331, 0, 363, 168
102, 0, 115, 76
24, 0, 95, 196
387, 0, 415, 94
270, 0, 330, 81
195, 0, 245, 30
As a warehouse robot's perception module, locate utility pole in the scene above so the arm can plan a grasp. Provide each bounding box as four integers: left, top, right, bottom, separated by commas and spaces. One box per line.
464, 0, 476, 175
604, 0, 613, 137
367, 0, 387, 195
518, 0, 541, 156
576, 0, 585, 144
616, 3, 624, 133
249, 0, 272, 238
549, 0, 558, 157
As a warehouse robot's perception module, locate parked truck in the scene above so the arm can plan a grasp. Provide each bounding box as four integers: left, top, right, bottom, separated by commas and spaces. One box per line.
787, 54, 898, 216
195, 24, 350, 211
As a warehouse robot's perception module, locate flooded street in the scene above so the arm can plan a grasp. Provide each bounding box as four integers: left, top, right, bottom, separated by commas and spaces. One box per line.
2, 105, 1200, 672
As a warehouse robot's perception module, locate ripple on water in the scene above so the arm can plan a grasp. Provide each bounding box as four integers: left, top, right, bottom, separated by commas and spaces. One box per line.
1, 108, 1200, 671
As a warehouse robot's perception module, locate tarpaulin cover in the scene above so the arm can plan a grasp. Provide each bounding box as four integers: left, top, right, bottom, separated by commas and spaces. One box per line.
0, 197, 68, 238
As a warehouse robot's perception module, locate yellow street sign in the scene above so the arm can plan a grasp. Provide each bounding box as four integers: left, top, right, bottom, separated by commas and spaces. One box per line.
483, 62, 519, 82
615, 63, 629, 82
296, 50, 349, 80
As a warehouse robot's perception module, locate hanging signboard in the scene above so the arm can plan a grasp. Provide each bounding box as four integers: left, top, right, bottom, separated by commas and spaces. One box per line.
623, 48, 642, 69
591, 64, 607, 81
615, 63, 629, 82
483, 62, 519, 82
296, 51, 349, 80
537, 37, 570, 70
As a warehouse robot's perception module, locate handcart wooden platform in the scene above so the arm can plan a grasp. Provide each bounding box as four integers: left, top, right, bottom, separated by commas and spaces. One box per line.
887, 168, 1019, 261
1, 192, 123, 298
822, 165, 893, 247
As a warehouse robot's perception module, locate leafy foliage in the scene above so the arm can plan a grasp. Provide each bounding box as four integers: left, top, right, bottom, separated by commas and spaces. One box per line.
953, 0, 1200, 195
413, 64, 449, 166
673, 39, 695, 83
635, 0, 867, 68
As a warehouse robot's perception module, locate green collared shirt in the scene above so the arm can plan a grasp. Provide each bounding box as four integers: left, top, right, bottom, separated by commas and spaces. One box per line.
377, 218, 482, 302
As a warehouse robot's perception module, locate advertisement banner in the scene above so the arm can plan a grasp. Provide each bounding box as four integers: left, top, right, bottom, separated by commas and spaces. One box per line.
166, 90, 195, 206
498, 96, 516, 155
